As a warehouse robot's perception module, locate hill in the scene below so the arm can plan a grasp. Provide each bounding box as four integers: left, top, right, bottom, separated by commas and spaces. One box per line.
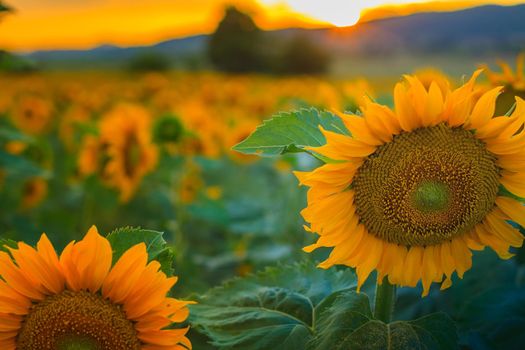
22, 4, 525, 71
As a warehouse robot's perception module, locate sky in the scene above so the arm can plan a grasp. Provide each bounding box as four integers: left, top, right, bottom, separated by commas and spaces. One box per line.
0, 0, 523, 52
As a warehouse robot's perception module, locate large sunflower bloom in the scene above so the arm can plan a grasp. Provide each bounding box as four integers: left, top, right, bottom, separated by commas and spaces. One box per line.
0, 226, 192, 349
296, 70, 525, 296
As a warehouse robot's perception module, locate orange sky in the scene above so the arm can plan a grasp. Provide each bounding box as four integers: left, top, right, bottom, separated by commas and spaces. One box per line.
0, 0, 523, 52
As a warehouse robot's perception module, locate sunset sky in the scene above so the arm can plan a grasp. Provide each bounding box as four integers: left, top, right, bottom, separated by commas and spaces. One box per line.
0, 0, 523, 52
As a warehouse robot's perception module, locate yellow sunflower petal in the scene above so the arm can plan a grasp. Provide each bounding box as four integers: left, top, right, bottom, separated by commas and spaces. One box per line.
468, 86, 502, 129
102, 243, 149, 303
333, 110, 383, 146
403, 246, 424, 287
0, 252, 45, 301
60, 225, 112, 293
394, 81, 419, 131
475, 224, 514, 259
484, 210, 524, 248
496, 196, 525, 228
137, 327, 190, 347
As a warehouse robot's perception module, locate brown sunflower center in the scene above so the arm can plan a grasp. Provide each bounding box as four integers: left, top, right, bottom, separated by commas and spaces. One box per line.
123, 133, 142, 178
17, 290, 141, 350
353, 123, 500, 246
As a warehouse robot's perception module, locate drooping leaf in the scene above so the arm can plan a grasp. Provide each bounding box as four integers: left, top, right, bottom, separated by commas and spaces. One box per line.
308, 290, 459, 350
106, 227, 175, 275
232, 108, 349, 158
190, 262, 357, 350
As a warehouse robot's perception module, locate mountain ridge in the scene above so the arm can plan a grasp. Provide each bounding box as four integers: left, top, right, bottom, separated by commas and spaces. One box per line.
24, 4, 525, 69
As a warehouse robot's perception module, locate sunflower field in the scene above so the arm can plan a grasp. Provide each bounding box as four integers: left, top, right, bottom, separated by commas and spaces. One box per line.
1, 54, 525, 349
4, 0, 525, 344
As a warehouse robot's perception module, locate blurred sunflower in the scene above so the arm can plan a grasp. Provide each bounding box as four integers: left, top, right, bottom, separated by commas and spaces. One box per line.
4, 140, 27, 155
205, 185, 223, 200
78, 104, 158, 202
341, 78, 375, 112
483, 54, 525, 115
102, 104, 159, 201
176, 99, 223, 158
414, 68, 451, 96
59, 105, 92, 151
296, 70, 525, 295
78, 135, 105, 176
0, 226, 192, 350
10, 95, 54, 135
20, 177, 48, 210
178, 161, 204, 204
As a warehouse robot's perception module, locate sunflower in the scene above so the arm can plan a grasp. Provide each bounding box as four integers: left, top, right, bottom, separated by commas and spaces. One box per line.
341, 78, 375, 112
296, 70, 525, 296
78, 104, 158, 202
483, 54, 525, 115
0, 226, 192, 350
10, 95, 54, 135
177, 161, 204, 204
101, 104, 158, 202
20, 177, 48, 210
59, 105, 92, 151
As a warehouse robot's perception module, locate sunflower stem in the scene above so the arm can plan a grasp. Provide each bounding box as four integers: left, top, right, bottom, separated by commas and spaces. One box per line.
374, 278, 396, 323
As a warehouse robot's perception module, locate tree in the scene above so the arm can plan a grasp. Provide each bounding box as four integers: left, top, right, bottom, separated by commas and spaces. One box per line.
208, 6, 266, 73
127, 52, 170, 72
0, 1, 12, 16
279, 34, 330, 75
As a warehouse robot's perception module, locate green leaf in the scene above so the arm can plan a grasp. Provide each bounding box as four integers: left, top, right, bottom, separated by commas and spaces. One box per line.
0, 238, 18, 253
0, 126, 34, 142
0, 151, 49, 178
190, 262, 357, 350
308, 290, 458, 350
106, 227, 175, 275
232, 108, 349, 157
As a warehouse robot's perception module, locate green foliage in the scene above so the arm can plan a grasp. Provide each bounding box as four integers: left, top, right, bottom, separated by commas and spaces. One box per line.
279, 35, 330, 75
190, 262, 458, 349
310, 291, 457, 350
0, 125, 34, 142
208, 7, 267, 73
106, 227, 176, 275
0, 50, 37, 73
460, 287, 525, 350
153, 114, 185, 144
394, 249, 524, 349
0, 238, 17, 252
127, 52, 171, 72
232, 108, 348, 158
190, 262, 356, 349
0, 150, 49, 178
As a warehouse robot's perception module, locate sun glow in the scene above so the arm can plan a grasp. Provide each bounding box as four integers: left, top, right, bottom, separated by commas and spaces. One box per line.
258, 0, 363, 27
2, 0, 523, 51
